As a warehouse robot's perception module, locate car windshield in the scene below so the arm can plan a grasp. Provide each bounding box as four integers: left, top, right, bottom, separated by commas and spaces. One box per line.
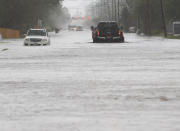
98, 22, 118, 29
27, 30, 46, 36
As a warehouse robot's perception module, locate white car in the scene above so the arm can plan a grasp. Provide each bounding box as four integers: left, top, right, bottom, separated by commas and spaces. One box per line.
24, 29, 50, 46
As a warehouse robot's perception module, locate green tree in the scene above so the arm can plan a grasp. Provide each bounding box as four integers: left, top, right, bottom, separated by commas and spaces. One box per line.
0, 0, 69, 33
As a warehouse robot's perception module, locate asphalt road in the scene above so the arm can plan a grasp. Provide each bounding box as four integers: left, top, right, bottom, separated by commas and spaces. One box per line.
0, 30, 180, 131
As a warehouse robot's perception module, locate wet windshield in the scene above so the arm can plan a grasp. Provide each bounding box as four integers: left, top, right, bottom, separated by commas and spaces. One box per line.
27, 30, 46, 36
98, 22, 119, 30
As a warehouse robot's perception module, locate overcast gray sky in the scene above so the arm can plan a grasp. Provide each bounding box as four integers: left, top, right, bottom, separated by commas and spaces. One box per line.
63, 0, 93, 16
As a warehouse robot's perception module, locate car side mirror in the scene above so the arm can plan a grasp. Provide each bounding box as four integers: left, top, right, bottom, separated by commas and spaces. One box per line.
91, 26, 94, 31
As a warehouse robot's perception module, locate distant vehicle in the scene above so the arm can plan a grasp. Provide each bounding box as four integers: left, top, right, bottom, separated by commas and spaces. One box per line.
55, 28, 60, 33
68, 25, 76, 31
91, 21, 124, 43
24, 29, 50, 46
173, 21, 180, 36
76, 26, 83, 31
129, 27, 136, 33
68, 25, 83, 31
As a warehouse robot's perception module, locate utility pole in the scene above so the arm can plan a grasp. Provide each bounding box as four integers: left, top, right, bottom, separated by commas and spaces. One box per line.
100, 0, 102, 20
160, 0, 167, 38
112, 0, 114, 21
146, 0, 152, 35
115, 0, 117, 21
107, 0, 111, 20
97, 1, 100, 19
118, 0, 120, 24
101, 0, 104, 20
103, 0, 106, 20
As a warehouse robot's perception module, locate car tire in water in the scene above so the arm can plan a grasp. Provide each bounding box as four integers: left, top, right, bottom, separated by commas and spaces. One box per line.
93, 38, 98, 43
119, 37, 124, 43
121, 37, 125, 43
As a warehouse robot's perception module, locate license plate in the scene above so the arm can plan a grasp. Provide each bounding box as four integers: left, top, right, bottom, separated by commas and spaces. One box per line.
107, 36, 112, 39
35, 43, 40, 45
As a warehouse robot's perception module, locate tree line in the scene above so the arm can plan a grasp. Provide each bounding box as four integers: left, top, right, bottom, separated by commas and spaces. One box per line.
124, 0, 180, 35
0, 0, 70, 33
89, 0, 180, 35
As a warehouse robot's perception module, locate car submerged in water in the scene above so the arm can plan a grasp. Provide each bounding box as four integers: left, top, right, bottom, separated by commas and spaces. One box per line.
68, 25, 83, 31
24, 29, 50, 46
91, 21, 124, 43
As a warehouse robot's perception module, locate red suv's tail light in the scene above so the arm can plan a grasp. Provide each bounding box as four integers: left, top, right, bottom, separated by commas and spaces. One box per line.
119, 30, 123, 37
97, 29, 100, 36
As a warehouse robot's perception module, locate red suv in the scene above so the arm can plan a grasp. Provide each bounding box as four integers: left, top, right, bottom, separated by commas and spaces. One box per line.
91, 21, 124, 43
